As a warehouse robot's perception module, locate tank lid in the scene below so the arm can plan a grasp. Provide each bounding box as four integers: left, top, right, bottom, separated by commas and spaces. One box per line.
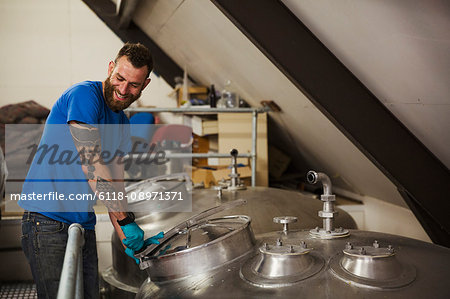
343, 241, 395, 258
330, 241, 416, 289
153, 215, 250, 256
241, 239, 324, 288
138, 215, 255, 281
135, 200, 255, 281
136, 199, 247, 262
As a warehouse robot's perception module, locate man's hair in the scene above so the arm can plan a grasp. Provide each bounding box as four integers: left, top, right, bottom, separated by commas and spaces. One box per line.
115, 42, 153, 78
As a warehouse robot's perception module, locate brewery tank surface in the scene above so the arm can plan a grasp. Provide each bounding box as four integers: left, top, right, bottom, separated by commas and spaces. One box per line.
132, 171, 450, 299
136, 227, 450, 298
100, 172, 357, 297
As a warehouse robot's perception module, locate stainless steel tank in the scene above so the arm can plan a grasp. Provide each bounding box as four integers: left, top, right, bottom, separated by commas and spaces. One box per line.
132, 171, 450, 299
136, 227, 450, 298
100, 172, 357, 297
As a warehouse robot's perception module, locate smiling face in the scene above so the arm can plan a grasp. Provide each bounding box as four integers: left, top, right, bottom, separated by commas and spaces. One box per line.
103, 56, 151, 112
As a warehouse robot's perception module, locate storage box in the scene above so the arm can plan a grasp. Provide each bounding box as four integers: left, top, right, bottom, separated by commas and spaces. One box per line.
192, 134, 209, 166
191, 167, 216, 188
183, 115, 218, 136
173, 86, 209, 107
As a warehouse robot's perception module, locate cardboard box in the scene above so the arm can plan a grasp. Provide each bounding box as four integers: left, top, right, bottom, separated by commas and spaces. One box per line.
192, 134, 209, 166
173, 86, 209, 107
184, 115, 218, 136
191, 167, 216, 188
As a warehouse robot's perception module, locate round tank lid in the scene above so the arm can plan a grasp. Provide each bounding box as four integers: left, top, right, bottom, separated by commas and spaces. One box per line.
343, 245, 395, 258
241, 239, 324, 288
138, 214, 255, 281
259, 240, 311, 255
330, 241, 416, 289
153, 215, 250, 256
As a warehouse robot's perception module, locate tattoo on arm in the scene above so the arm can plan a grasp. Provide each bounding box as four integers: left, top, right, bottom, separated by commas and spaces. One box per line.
97, 177, 121, 211
69, 121, 126, 213
69, 122, 101, 166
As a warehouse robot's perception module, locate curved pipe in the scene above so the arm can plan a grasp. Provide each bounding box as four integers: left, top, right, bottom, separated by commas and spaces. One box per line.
306, 171, 332, 195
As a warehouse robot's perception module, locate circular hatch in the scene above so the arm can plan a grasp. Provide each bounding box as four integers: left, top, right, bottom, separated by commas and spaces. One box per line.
138, 214, 255, 281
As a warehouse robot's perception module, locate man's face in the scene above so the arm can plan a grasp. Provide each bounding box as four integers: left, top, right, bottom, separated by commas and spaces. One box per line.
104, 56, 151, 111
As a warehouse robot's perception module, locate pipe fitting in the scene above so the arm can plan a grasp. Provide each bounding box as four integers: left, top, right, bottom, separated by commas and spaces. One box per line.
307, 170, 349, 239
306, 171, 332, 195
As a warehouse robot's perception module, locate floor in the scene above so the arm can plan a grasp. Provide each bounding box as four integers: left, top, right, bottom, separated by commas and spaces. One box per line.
0, 282, 37, 299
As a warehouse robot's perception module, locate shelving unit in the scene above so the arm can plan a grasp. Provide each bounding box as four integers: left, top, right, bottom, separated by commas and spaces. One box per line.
126, 107, 270, 187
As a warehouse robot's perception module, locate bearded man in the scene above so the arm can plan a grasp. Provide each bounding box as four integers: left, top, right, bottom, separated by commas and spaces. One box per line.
19, 43, 163, 299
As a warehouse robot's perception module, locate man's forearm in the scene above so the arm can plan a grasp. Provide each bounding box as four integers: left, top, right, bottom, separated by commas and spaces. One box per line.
109, 212, 127, 248
69, 121, 127, 219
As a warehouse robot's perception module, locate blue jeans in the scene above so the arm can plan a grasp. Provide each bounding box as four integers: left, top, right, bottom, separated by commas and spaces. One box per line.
21, 212, 99, 299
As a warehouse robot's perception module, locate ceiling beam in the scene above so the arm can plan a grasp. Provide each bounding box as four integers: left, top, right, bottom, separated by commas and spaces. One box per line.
82, 0, 184, 87
212, 0, 450, 246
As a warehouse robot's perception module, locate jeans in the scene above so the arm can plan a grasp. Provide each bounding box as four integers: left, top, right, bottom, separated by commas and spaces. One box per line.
21, 211, 99, 299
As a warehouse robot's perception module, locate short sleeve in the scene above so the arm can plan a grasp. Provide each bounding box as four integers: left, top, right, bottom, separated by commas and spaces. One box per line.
118, 119, 132, 155
66, 84, 102, 125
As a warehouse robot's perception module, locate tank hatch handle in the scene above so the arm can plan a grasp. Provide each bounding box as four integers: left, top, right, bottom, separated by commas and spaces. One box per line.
273, 216, 297, 233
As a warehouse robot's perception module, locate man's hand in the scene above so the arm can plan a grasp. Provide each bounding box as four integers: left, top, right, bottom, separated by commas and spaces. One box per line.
124, 231, 165, 264
120, 222, 145, 251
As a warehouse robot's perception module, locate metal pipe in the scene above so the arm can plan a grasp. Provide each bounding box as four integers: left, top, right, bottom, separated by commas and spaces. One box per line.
306, 171, 332, 195
57, 223, 85, 299
230, 149, 238, 187
126, 152, 252, 160
324, 218, 333, 233
251, 110, 258, 187
74, 249, 83, 299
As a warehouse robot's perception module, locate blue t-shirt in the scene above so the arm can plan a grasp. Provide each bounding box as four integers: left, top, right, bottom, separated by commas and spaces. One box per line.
20, 81, 131, 229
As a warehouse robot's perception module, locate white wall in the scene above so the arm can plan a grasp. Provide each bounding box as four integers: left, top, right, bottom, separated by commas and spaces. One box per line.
0, 0, 179, 275
339, 198, 431, 243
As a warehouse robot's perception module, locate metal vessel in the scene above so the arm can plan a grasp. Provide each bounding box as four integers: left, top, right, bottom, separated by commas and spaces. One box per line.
133, 171, 450, 299
100, 169, 357, 297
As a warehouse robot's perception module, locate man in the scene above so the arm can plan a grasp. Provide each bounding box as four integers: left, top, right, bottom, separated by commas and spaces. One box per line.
20, 42, 163, 298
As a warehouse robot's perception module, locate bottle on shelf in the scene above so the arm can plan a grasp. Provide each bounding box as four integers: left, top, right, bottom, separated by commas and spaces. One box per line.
209, 84, 218, 108
217, 80, 238, 108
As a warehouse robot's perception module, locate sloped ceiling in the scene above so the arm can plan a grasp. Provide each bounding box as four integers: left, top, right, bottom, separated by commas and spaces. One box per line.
282, 0, 450, 170
131, 0, 406, 204
95, 0, 449, 242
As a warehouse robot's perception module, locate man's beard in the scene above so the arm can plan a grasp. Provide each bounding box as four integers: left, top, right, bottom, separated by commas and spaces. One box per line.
104, 76, 142, 112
